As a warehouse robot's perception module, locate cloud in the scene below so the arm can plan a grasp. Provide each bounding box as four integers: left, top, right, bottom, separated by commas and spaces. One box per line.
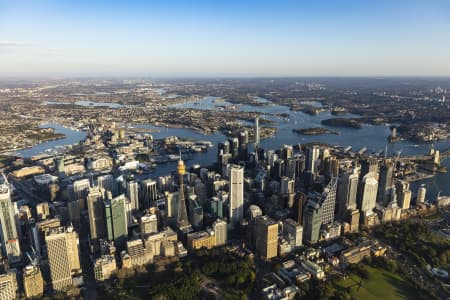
0, 41, 31, 48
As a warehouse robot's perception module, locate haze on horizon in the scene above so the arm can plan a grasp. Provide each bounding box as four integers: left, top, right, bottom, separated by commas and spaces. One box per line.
0, 0, 449, 78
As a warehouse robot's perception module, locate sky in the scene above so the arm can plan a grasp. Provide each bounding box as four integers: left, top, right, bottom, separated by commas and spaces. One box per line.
0, 0, 449, 77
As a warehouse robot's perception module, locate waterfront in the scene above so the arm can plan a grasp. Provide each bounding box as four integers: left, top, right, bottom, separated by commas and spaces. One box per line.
20, 97, 450, 198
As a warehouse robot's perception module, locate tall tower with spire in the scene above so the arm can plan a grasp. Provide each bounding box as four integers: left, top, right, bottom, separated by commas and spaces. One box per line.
176, 154, 190, 229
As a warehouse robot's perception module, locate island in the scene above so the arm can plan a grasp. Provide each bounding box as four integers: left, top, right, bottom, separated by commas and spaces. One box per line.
292, 127, 339, 136
321, 118, 362, 129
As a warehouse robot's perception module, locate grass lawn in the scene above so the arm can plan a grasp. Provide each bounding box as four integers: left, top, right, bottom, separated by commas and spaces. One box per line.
335, 265, 429, 300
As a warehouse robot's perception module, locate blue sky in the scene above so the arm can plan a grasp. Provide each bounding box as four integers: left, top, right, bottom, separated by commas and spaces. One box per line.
0, 0, 449, 77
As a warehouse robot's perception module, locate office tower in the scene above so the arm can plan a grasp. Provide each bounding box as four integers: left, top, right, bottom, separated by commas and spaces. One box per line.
359, 175, 378, 216
67, 200, 81, 228
23, 265, 44, 298
281, 144, 293, 160
247, 205, 263, 221
280, 176, 295, 195
229, 137, 239, 159
105, 194, 128, 248
323, 156, 339, 178
336, 168, 359, 220
165, 191, 179, 218
303, 200, 322, 244
141, 179, 157, 209
396, 180, 412, 210
417, 184, 426, 204
194, 180, 207, 205
307, 146, 320, 174
360, 157, 378, 178
218, 141, 230, 160
295, 192, 308, 225
212, 218, 227, 246
189, 198, 204, 230
56, 156, 65, 177
210, 197, 224, 218
126, 180, 139, 212
378, 160, 394, 205
45, 226, 80, 291
0, 270, 17, 300
87, 187, 106, 240
317, 178, 338, 225
177, 157, 191, 230
0, 175, 21, 264
285, 157, 297, 178
97, 174, 116, 196
238, 130, 249, 160
229, 164, 244, 224
36, 202, 50, 220
255, 117, 260, 149
273, 159, 286, 180
140, 213, 158, 237
254, 216, 278, 260
283, 218, 303, 248
72, 178, 90, 202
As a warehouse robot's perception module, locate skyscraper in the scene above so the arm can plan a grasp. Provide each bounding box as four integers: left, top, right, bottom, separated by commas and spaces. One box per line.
254, 216, 278, 260
105, 194, 128, 248
87, 187, 106, 240
319, 178, 338, 225
45, 226, 80, 291
336, 168, 359, 220
0, 175, 21, 264
177, 156, 190, 230
126, 180, 139, 212
417, 184, 426, 204
302, 200, 322, 244
97, 174, 116, 197
359, 175, 378, 216
307, 146, 320, 174
229, 164, 244, 224
254, 116, 260, 149
0, 270, 17, 300
72, 178, 90, 202
141, 179, 157, 209
212, 218, 227, 246
378, 160, 394, 205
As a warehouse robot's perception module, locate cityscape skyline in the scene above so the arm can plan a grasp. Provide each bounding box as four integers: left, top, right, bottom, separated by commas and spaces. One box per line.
1, 0, 450, 77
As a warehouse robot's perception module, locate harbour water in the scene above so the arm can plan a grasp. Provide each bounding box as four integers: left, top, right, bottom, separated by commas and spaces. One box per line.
21, 97, 450, 199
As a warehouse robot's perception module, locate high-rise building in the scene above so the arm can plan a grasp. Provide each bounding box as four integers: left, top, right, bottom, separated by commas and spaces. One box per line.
359, 175, 378, 216
378, 160, 394, 205
280, 176, 295, 195
229, 137, 239, 160
283, 218, 303, 248
336, 168, 359, 220
319, 178, 338, 225
126, 181, 139, 212
254, 216, 278, 260
45, 226, 80, 291
23, 265, 44, 298
140, 213, 158, 237
97, 174, 116, 196
295, 192, 308, 225
0, 175, 21, 264
302, 200, 322, 244
307, 146, 320, 174
141, 179, 157, 209
212, 218, 227, 246
396, 180, 412, 210
87, 187, 106, 240
360, 157, 378, 178
229, 164, 244, 224
0, 270, 17, 300
105, 194, 128, 249
176, 157, 191, 230
417, 184, 426, 204
72, 178, 90, 202
255, 117, 260, 149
